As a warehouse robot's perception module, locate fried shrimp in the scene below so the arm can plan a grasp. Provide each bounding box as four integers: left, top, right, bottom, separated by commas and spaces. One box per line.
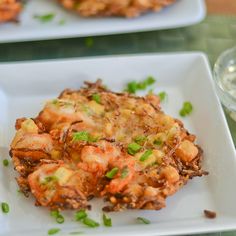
10, 80, 207, 211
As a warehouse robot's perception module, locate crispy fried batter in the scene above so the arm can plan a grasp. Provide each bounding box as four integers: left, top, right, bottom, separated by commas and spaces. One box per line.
0, 0, 21, 23
58, 0, 176, 18
10, 80, 207, 211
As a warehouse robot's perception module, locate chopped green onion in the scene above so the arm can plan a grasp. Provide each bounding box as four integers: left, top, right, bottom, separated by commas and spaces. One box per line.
139, 150, 153, 162
72, 131, 89, 142
127, 142, 141, 155
85, 37, 94, 48
105, 167, 119, 179
158, 91, 167, 102
1, 202, 9, 213
153, 139, 163, 146
75, 210, 87, 221
41, 176, 58, 185
48, 228, 60, 235
82, 217, 100, 228
50, 209, 64, 224
126, 81, 138, 94
72, 131, 98, 142
134, 136, 147, 145
137, 81, 147, 90
56, 214, 64, 224
92, 93, 101, 104
103, 214, 112, 227
179, 101, 193, 117
34, 13, 55, 23
121, 166, 129, 179
58, 19, 66, 25
145, 76, 156, 85
3, 159, 9, 167
50, 210, 59, 218
125, 77, 156, 94
137, 217, 151, 224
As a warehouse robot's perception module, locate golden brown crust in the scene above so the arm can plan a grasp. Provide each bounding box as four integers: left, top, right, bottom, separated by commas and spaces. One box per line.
0, 0, 21, 23
58, 0, 176, 18
10, 80, 207, 211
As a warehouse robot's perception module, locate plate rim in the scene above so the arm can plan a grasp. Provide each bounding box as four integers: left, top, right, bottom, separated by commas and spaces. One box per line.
0, 0, 206, 43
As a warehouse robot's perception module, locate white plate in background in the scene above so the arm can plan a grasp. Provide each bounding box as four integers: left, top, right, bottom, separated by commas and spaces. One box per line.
0, 0, 205, 43
0, 52, 236, 236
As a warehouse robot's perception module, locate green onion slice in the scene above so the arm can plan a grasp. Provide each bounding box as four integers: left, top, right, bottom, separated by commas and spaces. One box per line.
48, 228, 60, 235
1, 202, 9, 213
139, 150, 153, 162
103, 214, 112, 227
158, 91, 167, 102
75, 210, 87, 221
127, 142, 141, 155
105, 167, 119, 179
137, 217, 151, 224
92, 93, 101, 104
82, 217, 100, 228
3, 159, 9, 167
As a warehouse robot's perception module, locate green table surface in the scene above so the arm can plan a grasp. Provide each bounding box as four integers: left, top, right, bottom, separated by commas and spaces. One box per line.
0, 14, 236, 236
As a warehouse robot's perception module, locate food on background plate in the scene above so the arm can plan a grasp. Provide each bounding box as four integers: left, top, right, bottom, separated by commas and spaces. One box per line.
58, 0, 176, 18
0, 0, 176, 23
0, 0, 22, 23
10, 79, 207, 212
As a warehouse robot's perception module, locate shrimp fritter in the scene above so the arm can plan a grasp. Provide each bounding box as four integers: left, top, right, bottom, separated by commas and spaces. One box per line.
58, 0, 176, 18
0, 0, 21, 23
10, 80, 207, 211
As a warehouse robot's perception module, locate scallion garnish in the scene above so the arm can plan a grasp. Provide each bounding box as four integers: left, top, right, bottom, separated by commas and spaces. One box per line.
72, 131, 89, 141
41, 176, 58, 185
92, 93, 101, 104
158, 91, 167, 102
72, 131, 98, 142
74, 210, 87, 221
126, 81, 138, 94
58, 19, 65, 25
56, 214, 64, 224
1, 202, 9, 213
153, 139, 163, 146
3, 159, 9, 167
82, 217, 100, 228
179, 101, 193, 117
50, 210, 59, 218
34, 13, 55, 23
124, 77, 156, 94
127, 142, 141, 155
48, 228, 60, 235
50, 210, 64, 224
134, 136, 147, 145
137, 217, 151, 224
105, 167, 119, 179
145, 76, 156, 85
103, 214, 112, 227
139, 150, 153, 162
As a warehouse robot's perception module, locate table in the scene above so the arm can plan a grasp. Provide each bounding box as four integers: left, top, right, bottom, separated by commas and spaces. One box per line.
0, 1, 236, 235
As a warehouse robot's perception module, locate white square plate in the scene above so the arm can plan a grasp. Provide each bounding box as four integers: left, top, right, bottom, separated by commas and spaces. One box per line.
0, 52, 236, 236
0, 0, 205, 43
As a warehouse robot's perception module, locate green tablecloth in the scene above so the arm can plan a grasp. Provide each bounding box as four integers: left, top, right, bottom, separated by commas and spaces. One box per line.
0, 15, 236, 236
